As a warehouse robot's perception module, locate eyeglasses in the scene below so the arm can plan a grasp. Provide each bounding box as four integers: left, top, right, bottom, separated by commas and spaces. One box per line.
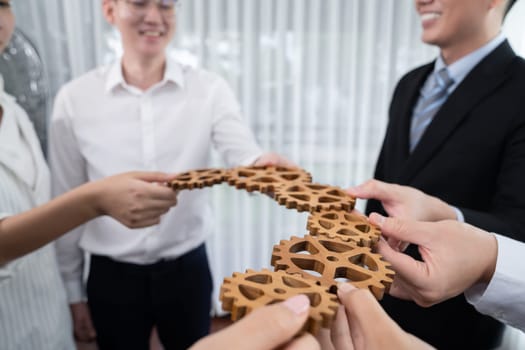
119, 0, 180, 18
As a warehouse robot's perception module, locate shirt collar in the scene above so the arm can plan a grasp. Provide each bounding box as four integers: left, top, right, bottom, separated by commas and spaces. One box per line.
104, 57, 186, 94
0, 74, 16, 105
434, 32, 506, 91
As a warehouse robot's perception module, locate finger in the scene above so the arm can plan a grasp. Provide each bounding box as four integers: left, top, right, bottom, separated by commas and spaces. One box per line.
133, 171, 175, 183
140, 184, 180, 201
127, 217, 161, 229
315, 328, 335, 350
138, 198, 178, 213
330, 305, 354, 350
283, 333, 320, 350
387, 276, 417, 301
369, 213, 433, 247
346, 179, 389, 200
337, 284, 390, 341
376, 239, 427, 290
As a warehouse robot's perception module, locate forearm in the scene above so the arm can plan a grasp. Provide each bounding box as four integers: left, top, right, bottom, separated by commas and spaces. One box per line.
0, 182, 100, 264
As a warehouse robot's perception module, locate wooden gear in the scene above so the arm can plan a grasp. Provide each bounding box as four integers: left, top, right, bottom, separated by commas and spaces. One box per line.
274, 182, 356, 213
307, 209, 382, 247
220, 269, 339, 335
271, 235, 394, 299
169, 168, 230, 190
170, 165, 396, 335
227, 165, 312, 193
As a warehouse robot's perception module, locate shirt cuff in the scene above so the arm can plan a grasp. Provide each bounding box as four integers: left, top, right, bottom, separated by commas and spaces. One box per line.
63, 278, 87, 303
451, 206, 465, 222
465, 234, 524, 330
241, 151, 265, 166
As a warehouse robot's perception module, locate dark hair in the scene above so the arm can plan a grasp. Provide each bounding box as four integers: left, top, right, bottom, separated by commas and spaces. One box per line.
505, 0, 518, 17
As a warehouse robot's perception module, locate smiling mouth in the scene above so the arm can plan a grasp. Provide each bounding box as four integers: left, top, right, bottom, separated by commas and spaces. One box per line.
140, 31, 163, 37
420, 12, 441, 22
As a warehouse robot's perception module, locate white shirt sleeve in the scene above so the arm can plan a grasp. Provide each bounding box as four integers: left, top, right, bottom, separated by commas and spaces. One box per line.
49, 87, 89, 303
465, 233, 525, 332
210, 76, 264, 166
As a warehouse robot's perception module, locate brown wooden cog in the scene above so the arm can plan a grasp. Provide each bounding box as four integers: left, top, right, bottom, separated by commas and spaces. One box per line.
227, 166, 312, 194
307, 209, 382, 247
220, 269, 339, 335
169, 168, 229, 190
274, 182, 356, 213
271, 235, 394, 299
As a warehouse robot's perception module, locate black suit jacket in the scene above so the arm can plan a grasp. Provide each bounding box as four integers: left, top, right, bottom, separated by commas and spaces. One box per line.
366, 41, 525, 349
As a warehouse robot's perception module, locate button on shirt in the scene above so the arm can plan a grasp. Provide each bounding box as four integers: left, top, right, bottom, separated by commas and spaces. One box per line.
49, 59, 264, 302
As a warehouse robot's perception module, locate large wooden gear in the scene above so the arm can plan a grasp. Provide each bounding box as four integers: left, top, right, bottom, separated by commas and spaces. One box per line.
271, 235, 394, 299
274, 182, 356, 213
227, 165, 312, 193
307, 209, 382, 247
220, 269, 339, 335
170, 164, 396, 335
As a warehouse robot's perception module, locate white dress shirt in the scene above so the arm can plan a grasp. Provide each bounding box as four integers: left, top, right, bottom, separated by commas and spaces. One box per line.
0, 75, 74, 350
49, 59, 264, 302
465, 234, 525, 332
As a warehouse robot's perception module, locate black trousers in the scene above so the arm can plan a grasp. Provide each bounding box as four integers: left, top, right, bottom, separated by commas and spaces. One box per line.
87, 244, 213, 350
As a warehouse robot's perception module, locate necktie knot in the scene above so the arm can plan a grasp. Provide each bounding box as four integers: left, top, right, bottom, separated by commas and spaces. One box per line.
435, 68, 454, 90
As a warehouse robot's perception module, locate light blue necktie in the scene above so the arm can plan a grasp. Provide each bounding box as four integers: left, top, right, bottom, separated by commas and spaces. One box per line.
409, 68, 454, 152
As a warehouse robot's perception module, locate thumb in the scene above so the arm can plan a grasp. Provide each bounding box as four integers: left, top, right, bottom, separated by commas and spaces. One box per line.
202, 295, 310, 350
369, 213, 432, 247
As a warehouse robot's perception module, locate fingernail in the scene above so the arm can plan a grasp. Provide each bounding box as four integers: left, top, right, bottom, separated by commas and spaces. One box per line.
337, 282, 356, 295
283, 294, 310, 315
370, 213, 386, 227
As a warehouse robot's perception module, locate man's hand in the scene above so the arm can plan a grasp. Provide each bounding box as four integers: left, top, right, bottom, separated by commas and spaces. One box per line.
371, 214, 498, 307
70, 302, 97, 342
346, 179, 457, 222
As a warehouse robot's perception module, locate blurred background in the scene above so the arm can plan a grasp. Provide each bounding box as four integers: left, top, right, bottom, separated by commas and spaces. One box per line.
2, 1, 524, 348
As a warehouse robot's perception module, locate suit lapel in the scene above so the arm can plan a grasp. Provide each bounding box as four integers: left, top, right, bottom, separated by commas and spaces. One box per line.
395, 63, 434, 166
400, 41, 516, 183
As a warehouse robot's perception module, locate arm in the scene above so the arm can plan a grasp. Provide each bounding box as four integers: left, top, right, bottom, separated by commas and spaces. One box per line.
210, 76, 294, 168
190, 295, 318, 350
0, 171, 178, 266
49, 87, 90, 304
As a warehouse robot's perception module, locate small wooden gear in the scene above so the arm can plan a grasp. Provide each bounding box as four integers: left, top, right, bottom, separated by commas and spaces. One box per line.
271, 235, 394, 299
220, 269, 339, 335
307, 209, 382, 247
227, 166, 312, 193
274, 182, 356, 213
169, 168, 230, 190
